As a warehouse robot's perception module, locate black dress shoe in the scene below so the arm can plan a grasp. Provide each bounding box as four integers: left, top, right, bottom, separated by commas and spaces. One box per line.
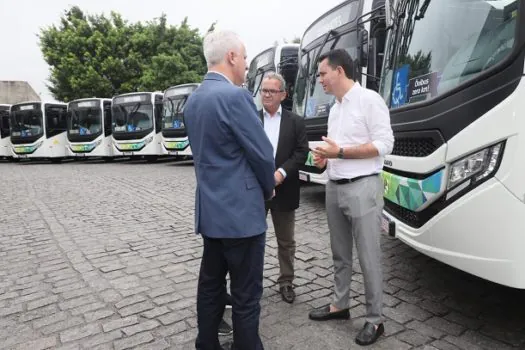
355, 322, 384, 346
308, 304, 350, 321
280, 285, 295, 304
220, 340, 234, 350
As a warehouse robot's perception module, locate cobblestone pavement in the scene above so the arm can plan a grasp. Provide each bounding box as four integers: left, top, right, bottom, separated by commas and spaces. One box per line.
1, 158, 525, 350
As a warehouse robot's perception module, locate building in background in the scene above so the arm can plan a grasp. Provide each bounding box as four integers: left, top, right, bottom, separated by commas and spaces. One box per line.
0, 81, 41, 104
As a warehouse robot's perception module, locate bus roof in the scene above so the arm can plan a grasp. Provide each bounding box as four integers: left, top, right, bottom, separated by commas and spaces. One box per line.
164, 83, 200, 98
11, 101, 66, 107
165, 83, 200, 91
68, 97, 112, 104
301, 0, 360, 48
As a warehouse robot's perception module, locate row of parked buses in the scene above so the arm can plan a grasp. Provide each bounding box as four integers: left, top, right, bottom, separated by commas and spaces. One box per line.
247, 0, 525, 291
0, 84, 199, 162
2, 0, 524, 290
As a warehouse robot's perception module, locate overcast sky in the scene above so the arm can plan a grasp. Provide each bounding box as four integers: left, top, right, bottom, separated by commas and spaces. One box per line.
0, 0, 343, 102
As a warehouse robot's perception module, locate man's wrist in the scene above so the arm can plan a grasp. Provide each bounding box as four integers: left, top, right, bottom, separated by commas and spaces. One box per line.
337, 147, 344, 159
277, 168, 287, 178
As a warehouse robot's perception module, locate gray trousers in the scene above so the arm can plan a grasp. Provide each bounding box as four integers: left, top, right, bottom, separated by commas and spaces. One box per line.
326, 175, 384, 325
266, 209, 295, 287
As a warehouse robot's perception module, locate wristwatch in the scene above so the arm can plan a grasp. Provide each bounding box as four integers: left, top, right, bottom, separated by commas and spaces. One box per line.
337, 147, 344, 159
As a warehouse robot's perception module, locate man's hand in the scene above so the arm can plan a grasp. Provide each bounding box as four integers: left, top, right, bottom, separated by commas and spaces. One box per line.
274, 170, 285, 186
312, 136, 340, 159
313, 154, 327, 169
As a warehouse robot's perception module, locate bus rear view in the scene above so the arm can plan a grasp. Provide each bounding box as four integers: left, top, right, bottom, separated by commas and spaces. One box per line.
380, 0, 525, 288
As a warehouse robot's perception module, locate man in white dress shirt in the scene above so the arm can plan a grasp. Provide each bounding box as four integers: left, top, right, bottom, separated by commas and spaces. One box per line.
308, 49, 394, 346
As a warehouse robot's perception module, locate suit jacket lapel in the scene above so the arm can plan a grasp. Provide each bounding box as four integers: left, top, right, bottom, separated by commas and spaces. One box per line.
259, 110, 264, 126
275, 109, 290, 161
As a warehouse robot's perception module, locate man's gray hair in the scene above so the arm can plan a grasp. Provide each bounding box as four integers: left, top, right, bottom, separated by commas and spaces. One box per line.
203, 30, 243, 68
263, 71, 287, 91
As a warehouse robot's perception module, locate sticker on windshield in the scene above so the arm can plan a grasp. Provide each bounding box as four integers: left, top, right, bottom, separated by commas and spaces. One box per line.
408, 71, 439, 104
391, 64, 409, 108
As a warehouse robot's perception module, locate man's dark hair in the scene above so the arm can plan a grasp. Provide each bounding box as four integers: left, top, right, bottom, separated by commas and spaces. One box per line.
319, 49, 354, 79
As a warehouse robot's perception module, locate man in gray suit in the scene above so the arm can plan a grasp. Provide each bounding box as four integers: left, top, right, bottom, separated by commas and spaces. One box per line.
308, 49, 394, 346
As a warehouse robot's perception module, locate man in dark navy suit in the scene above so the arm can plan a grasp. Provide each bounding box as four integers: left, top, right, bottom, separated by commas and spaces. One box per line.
185, 29, 275, 350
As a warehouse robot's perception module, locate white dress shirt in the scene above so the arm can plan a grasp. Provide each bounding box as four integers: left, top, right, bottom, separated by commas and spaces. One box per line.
263, 106, 287, 178
326, 82, 394, 181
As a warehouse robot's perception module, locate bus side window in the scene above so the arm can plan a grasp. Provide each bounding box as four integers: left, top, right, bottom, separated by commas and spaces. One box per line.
0, 113, 10, 138
45, 105, 67, 138
58, 107, 67, 131
155, 102, 163, 133
45, 106, 58, 138
103, 102, 112, 136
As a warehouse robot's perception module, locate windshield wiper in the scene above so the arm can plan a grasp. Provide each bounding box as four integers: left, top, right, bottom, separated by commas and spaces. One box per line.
252, 67, 267, 98
117, 105, 128, 128
10, 112, 23, 131
168, 96, 188, 128
309, 30, 336, 96
386, 0, 421, 107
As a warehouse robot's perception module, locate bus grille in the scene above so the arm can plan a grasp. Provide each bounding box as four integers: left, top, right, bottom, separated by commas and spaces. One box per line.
392, 137, 439, 157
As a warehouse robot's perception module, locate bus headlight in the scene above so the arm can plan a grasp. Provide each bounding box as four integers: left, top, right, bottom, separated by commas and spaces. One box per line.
447, 142, 504, 190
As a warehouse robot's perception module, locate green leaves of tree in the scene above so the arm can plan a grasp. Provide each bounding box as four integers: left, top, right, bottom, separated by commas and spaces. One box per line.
40, 7, 207, 102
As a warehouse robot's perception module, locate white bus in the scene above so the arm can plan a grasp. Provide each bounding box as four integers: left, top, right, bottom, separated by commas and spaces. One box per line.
67, 98, 121, 160
379, 0, 524, 288
0, 104, 11, 159
246, 43, 300, 111
111, 92, 164, 161
10, 101, 68, 162
161, 83, 199, 159
293, 0, 387, 184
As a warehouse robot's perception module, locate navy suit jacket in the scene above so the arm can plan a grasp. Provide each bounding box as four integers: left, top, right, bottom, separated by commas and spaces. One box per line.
184, 72, 276, 238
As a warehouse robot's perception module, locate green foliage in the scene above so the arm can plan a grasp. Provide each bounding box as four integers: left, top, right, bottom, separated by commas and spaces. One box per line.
39, 7, 207, 102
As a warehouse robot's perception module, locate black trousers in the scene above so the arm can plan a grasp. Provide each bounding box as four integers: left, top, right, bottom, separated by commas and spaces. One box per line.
195, 233, 265, 350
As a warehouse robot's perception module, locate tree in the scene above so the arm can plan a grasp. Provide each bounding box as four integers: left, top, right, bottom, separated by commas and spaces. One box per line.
400, 50, 432, 79
39, 6, 207, 102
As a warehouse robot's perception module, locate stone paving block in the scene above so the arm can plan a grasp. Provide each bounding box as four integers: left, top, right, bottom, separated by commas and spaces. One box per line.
1, 162, 525, 350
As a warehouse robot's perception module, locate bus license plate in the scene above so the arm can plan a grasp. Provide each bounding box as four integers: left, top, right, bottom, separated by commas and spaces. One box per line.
299, 172, 309, 182
381, 214, 395, 237
169, 151, 178, 155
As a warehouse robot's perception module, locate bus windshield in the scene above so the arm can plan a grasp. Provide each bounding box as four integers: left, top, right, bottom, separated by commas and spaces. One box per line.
162, 85, 197, 130
112, 102, 153, 133
292, 0, 361, 118
10, 104, 43, 138
293, 33, 360, 118
163, 95, 188, 130
68, 101, 102, 137
379, 0, 519, 108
